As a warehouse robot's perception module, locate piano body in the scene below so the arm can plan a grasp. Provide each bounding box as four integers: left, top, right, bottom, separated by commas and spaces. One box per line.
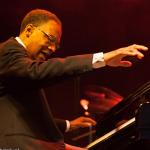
86, 81, 150, 150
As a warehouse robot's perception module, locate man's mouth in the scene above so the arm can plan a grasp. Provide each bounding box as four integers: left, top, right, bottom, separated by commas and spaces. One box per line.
41, 50, 52, 60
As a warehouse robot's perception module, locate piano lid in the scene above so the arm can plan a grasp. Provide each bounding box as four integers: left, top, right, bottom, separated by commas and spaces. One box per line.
96, 80, 150, 137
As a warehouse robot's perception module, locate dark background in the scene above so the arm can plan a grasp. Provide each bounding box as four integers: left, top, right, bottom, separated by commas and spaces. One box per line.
1, 0, 150, 120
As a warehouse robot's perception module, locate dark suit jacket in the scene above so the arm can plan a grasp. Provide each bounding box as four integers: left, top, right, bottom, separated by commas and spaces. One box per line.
55, 119, 67, 133
0, 37, 93, 146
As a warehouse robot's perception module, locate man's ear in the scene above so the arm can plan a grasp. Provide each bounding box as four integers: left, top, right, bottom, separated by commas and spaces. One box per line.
25, 24, 35, 37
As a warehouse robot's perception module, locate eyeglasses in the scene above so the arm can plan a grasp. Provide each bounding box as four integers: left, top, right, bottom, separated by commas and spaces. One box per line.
37, 28, 60, 50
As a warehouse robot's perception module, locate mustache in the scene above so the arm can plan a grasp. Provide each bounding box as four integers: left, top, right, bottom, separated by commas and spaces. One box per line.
41, 50, 54, 60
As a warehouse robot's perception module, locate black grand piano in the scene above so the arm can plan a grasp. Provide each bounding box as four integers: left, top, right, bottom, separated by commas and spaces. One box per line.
86, 81, 150, 150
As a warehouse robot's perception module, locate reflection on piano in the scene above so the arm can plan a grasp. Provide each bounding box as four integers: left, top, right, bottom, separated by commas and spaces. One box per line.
86, 81, 150, 150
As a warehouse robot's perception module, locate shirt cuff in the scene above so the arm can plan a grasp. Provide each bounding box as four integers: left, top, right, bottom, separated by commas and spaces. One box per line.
65, 120, 70, 132
92, 52, 106, 68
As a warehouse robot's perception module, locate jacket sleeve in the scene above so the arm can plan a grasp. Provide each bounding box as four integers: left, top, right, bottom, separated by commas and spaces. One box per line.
54, 118, 67, 133
0, 40, 93, 88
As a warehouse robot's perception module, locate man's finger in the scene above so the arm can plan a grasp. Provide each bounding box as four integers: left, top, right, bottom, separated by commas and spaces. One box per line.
131, 44, 148, 51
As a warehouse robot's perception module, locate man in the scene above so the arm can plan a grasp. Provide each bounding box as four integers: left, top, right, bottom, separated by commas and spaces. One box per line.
0, 9, 148, 149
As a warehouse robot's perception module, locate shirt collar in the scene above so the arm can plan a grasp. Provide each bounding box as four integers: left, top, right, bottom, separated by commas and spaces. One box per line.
15, 37, 26, 48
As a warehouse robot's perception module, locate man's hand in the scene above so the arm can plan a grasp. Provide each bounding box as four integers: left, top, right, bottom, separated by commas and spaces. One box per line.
103, 44, 148, 67
70, 116, 96, 131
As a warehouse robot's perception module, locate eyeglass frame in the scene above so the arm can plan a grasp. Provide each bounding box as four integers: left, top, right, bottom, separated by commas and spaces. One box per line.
36, 27, 60, 50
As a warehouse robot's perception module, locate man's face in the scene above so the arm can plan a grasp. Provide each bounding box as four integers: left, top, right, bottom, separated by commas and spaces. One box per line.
26, 20, 62, 61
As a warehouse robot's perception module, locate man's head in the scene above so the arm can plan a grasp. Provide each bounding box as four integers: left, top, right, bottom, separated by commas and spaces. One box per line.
19, 9, 62, 61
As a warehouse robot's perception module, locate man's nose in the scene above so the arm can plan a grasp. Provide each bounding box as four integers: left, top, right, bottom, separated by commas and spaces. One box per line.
48, 45, 56, 53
